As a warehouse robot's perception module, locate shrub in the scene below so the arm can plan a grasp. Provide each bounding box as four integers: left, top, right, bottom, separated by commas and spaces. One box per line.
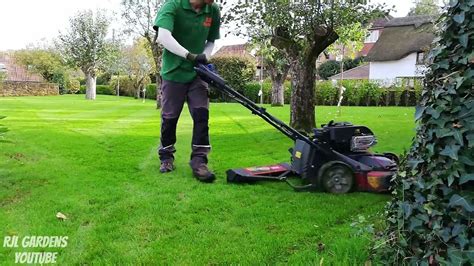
52, 70, 69, 95
210, 55, 256, 93
66, 79, 80, 94
145, 83, 158, 100
317, 60, 340, 80
96, 85, 114, 95
315, 80, 338, 105
243, 82, 260, 102
392, 86, 405, 106
361, 80, 382, 106
96, 73, 111, 85
109, 75, 150, 98
378, 3, 473, 263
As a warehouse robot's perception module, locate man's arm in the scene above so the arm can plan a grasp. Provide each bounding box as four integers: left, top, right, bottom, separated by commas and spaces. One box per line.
203, 42, 215, 59
157, 28, 189, 58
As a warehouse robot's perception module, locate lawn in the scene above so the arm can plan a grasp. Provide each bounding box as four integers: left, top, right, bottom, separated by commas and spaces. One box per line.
0, 95, 415, 265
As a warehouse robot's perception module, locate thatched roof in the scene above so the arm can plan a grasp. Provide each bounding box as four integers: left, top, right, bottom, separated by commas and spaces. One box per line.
213, 44, 250, 57
367, 16, 436, 62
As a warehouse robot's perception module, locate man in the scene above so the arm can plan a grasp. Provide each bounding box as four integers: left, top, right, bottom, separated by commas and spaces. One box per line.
153, 0, 220, 183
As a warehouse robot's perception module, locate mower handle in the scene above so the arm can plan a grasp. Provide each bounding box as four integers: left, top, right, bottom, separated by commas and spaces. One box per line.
194, 64, 374, 172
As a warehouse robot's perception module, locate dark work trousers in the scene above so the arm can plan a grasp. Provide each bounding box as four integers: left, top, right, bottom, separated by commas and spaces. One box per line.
158, 76, 210, 169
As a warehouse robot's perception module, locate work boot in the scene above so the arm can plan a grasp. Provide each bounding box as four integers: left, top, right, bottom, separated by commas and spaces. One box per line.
191, 163, 216, 183
160, 160, 175, 173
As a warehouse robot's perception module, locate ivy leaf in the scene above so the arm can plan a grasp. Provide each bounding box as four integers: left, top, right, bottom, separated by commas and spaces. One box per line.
402, 202, 413, 218
451, 224, 463, 237
440, 145, 460, 160
453, 130, 464, 145
467, 133, 474, 148
459, 156, 474, 166
415, 106, 426, 121
448, 194, 473, 212
458, 34, 468, 48
408, 217, 423, 231
426, 107, 441, 119
455, 235, 469, 249
453, 12, 465, 23
459, 173, 474, 185
447, 248, 466, 265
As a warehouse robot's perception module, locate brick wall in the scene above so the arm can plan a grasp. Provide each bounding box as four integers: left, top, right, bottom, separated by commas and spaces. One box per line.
0, 81, 59, 97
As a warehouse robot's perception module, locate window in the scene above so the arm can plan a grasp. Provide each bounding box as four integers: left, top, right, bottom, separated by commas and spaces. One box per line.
416, 52, 426, 65
365, 30, 379, 43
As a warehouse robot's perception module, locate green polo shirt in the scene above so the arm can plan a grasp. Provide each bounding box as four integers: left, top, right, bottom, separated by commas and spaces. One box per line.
155, 0, 221, 83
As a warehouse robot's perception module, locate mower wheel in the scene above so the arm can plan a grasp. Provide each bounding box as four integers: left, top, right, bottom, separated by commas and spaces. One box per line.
321, 163, 354, 194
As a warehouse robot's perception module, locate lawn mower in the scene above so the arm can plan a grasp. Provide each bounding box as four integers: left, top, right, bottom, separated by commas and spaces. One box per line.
195, 64, 398, 194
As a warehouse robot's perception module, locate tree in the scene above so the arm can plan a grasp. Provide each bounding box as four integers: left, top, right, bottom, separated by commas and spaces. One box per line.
327, 22, 367, 80
225, 0, 388, 132
255, 40, 291, 106
123, 38, 155, 98
379, 1, 473, 264
58, 10, 112, 100
408, 0, 441, 16
121, 0, 164, 108
14, 48, 65, 82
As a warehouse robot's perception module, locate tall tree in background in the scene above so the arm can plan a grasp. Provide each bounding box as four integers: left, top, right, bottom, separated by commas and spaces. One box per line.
121, 0, 163, 108
379, 1, 473, 264
409, 0, 441, 16
58, 10, 112, 100
123, 38, 155, 98
255, 40, 291, 106
225, 0, 388, 132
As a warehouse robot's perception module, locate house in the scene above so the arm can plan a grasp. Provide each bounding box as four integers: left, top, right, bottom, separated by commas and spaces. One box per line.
359, 17, 391, 57
321, 17, 390, 80
328, 64, 370, 80
366, 15, 435, 86
213, 43, 252, 57
0, 54, 44, 82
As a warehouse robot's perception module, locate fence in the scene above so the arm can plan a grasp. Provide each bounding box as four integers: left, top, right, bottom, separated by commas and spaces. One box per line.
0, 81, 59, 97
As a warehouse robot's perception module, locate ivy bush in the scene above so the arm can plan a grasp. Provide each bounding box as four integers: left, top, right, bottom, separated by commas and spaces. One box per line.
376, 1, 473, 264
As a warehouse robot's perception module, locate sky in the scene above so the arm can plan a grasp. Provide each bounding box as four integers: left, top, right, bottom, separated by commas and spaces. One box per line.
0, 0, 422, 51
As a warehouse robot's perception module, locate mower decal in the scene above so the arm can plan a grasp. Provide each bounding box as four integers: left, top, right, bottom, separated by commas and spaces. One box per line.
295, 151, 302, 159
367, 175, 382, 189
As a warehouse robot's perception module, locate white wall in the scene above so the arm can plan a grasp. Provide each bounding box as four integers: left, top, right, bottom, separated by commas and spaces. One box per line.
369, 53, 427, 86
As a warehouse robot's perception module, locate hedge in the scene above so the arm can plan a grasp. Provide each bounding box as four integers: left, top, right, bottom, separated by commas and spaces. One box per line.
210, 55, 256, 94
78, 85, 114, 95
78, 78, 423, 107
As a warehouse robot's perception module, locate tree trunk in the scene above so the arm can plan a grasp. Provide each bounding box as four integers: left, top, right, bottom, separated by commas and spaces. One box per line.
155, 72, 161, 109
269, 64, 290, 107
290, 59, 316, 133
271, 79, 285, 106
85, 71, 96, 100
150, 41, 162, 109
116, 75, 120, 96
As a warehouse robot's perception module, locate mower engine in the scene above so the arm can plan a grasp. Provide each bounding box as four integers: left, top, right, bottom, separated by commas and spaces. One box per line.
290, 121, 398, 193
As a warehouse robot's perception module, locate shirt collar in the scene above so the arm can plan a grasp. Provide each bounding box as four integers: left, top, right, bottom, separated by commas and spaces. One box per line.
182, 0, 211, 14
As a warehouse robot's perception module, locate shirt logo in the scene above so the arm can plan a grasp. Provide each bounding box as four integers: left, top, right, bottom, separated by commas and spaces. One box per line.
203, 17, 212, 27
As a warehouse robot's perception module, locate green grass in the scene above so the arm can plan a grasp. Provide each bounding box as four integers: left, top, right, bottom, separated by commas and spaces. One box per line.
0, 95, 415, 265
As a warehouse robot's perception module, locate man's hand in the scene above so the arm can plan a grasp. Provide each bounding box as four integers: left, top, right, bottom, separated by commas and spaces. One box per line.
186, 53, 208, 65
